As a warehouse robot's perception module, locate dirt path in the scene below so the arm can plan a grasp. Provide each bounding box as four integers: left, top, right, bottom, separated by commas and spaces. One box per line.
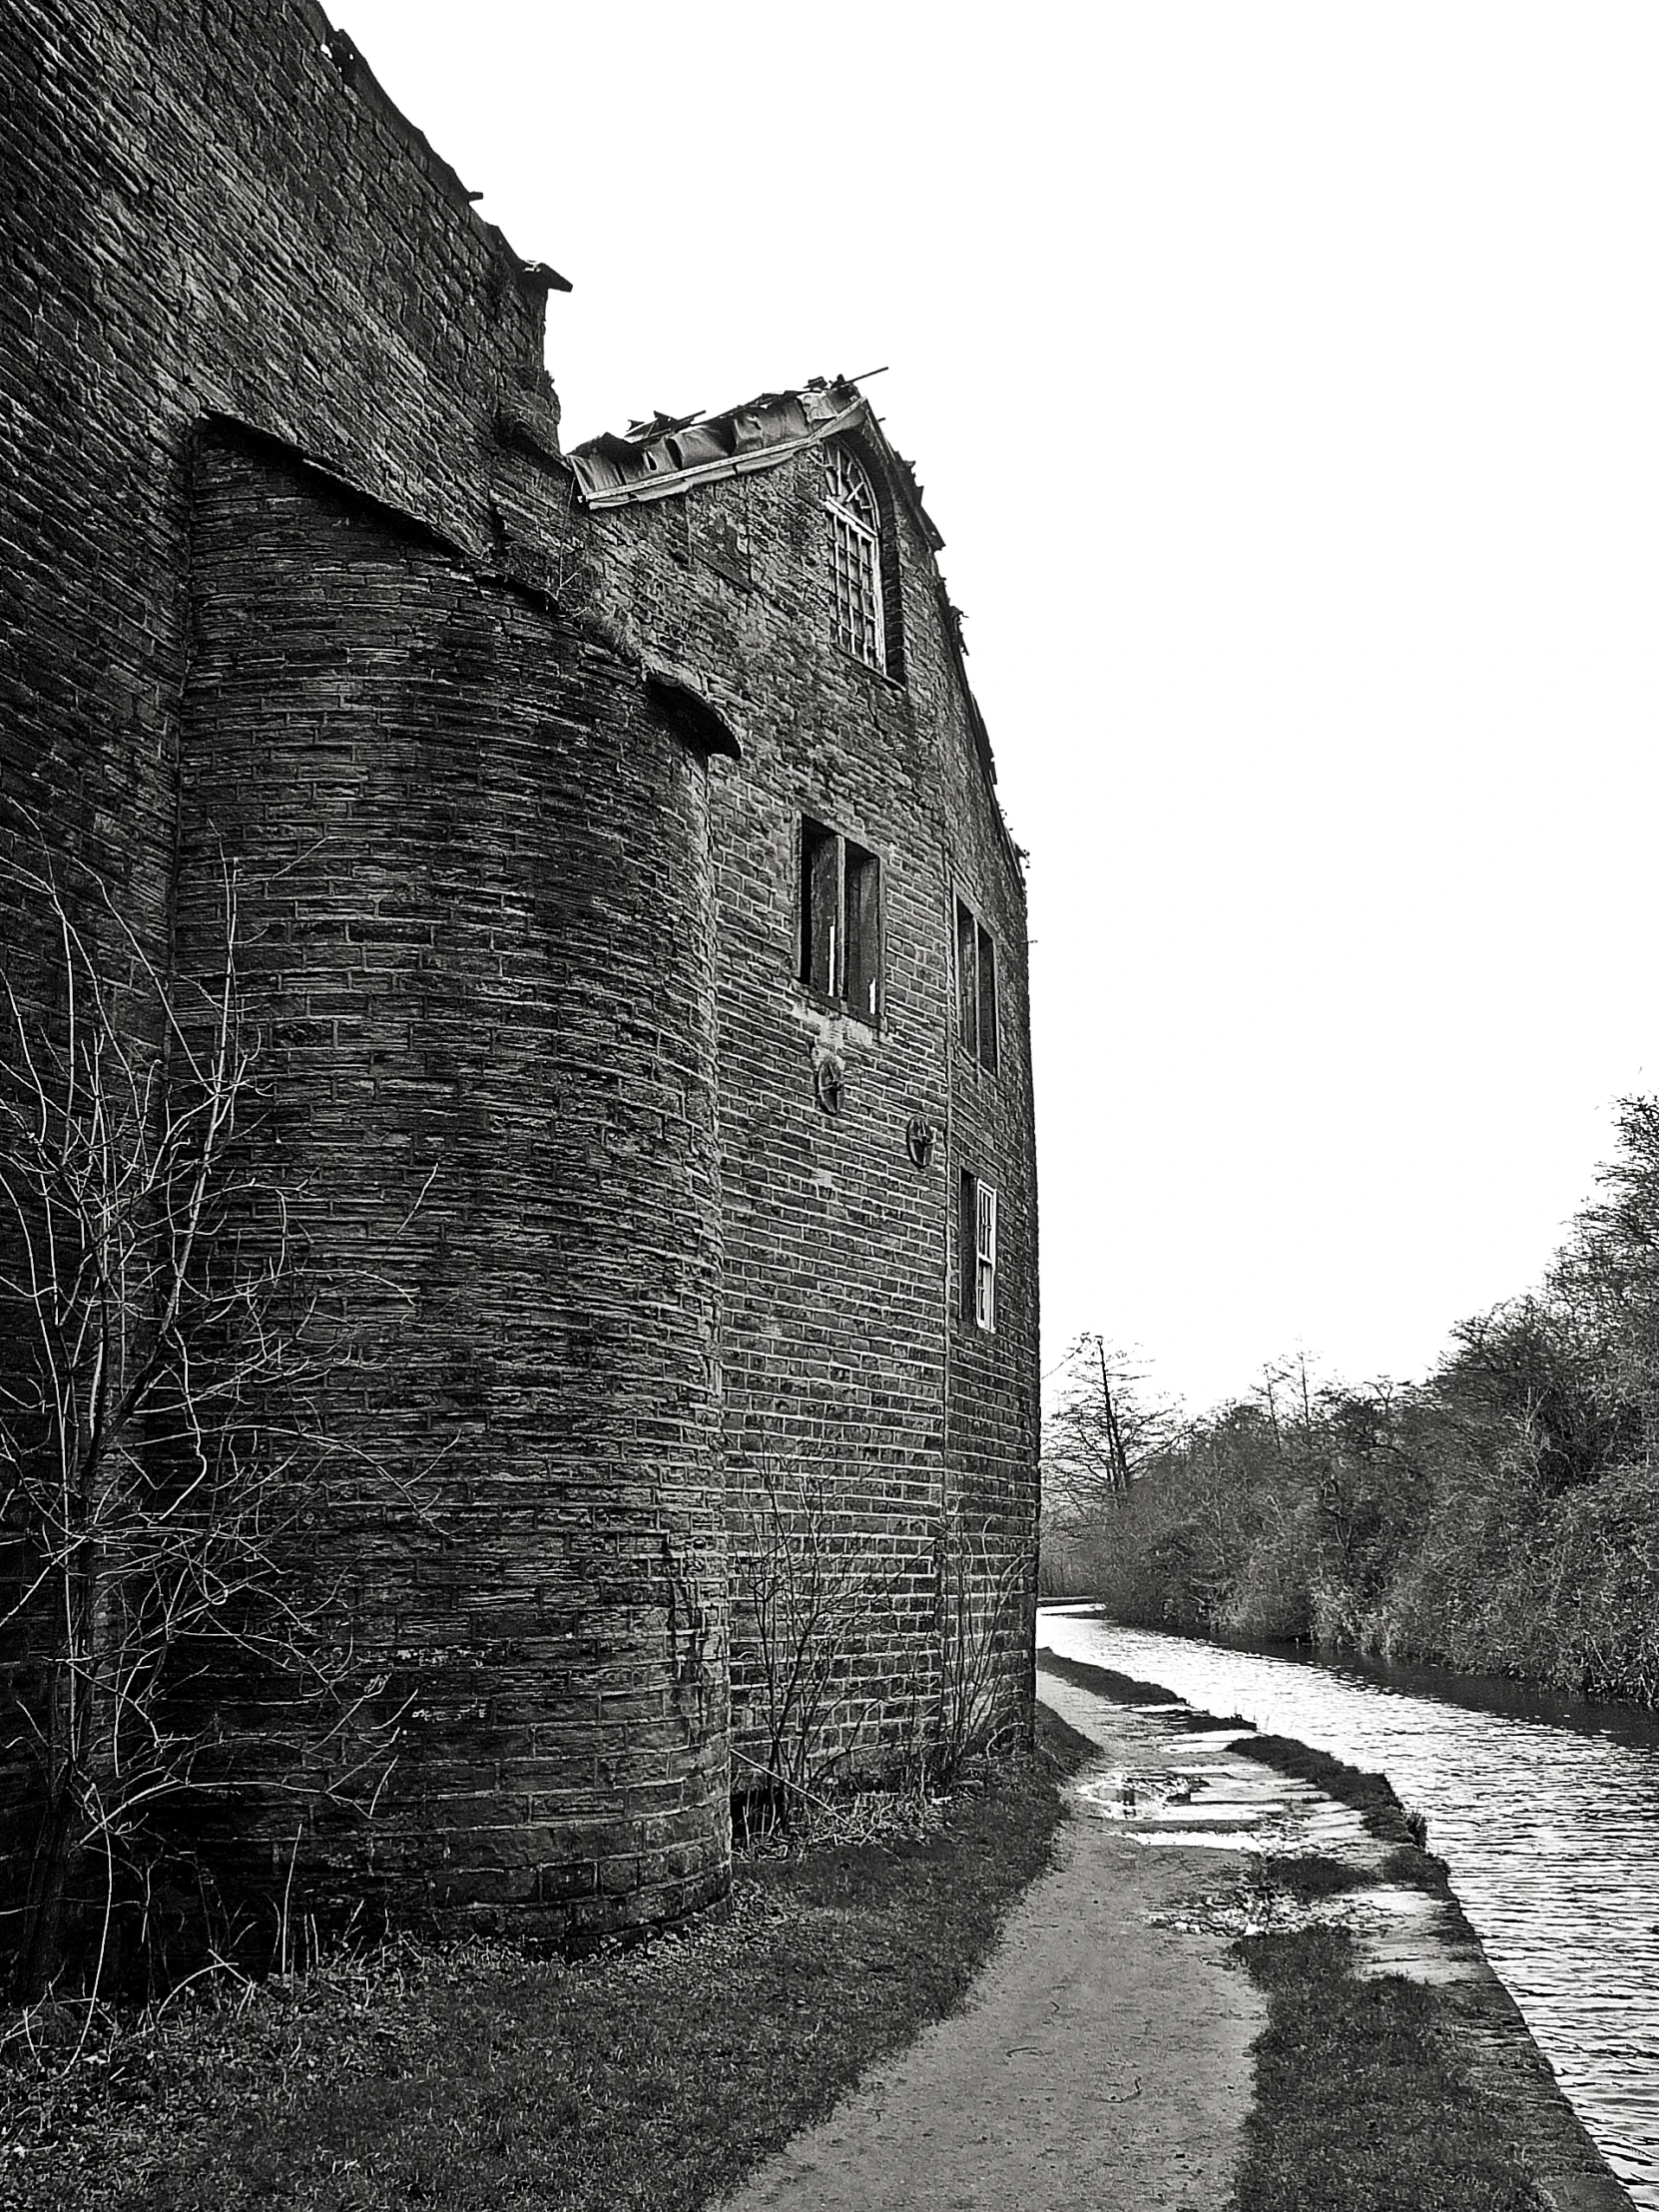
716, 1677, 1266, 2212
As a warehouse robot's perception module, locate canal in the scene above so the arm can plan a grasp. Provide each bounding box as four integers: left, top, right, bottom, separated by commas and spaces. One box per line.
1039, 1606, 1659, 2210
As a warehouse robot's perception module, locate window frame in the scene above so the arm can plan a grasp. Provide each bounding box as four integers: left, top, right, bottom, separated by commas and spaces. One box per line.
799, 815, 883, 1025
959, 1169, 998, 1335
826, 444, 887, 674
954, 895, 999, 1074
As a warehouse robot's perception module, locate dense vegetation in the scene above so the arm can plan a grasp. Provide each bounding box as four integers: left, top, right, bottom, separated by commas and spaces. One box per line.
1043, 1098, 1659, 1705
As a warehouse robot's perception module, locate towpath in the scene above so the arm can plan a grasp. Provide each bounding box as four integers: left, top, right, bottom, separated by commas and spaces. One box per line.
716, 1675, 1267, 2212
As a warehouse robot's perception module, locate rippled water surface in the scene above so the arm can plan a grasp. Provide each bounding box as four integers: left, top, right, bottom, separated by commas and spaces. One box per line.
1039, 1608, 1659, 2209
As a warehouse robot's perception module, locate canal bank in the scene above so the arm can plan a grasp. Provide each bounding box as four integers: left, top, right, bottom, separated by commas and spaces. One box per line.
1042, 1607, 1657, 2210
1035, 1649, 1631, 2212
717, 1652, 1625, 2212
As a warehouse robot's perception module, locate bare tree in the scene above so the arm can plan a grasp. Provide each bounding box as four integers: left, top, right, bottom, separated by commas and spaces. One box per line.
0, 852, 411, 2001
1041, 1336, 1181, 1528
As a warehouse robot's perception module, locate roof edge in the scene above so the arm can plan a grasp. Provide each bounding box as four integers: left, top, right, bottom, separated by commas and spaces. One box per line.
568, 380, 944, 551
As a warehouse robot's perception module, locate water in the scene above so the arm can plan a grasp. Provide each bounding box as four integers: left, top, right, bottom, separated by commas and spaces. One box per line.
1039, 1607, 1659, 2209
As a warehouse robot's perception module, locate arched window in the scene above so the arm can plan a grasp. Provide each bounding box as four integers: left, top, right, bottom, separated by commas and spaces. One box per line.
827, 445, 886, 672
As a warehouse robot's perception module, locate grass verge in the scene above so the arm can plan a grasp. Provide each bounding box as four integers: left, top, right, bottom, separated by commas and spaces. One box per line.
1254, 1851, 1370, 1903
1233, 1926, 1539, 2212
1234, 1732, 1416, 1844
1232, 1735, 1453, 1893
1035, 1645, 1255, 1728
0, 1708, 1096, 2212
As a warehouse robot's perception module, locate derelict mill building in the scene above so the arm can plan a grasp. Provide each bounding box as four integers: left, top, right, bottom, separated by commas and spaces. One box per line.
0, 0, 1038, 1958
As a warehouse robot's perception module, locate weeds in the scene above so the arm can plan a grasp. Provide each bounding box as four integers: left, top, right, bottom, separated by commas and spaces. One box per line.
733, 1467, 1033, 1830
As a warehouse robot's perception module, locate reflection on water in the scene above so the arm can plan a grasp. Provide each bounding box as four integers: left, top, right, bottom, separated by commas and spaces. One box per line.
1039, 1608, 1659, 2210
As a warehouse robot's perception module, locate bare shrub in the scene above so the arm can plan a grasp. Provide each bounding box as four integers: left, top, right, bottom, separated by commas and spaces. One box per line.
731, 1468, 1034, 1825
935, 1507, 1029, 1781
729, 1460, 892, 1825
0, 851, 422, 2003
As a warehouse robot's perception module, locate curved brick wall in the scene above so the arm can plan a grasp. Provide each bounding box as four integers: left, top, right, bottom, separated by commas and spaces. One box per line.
169, 434, 729, 1941
0, 0, 568, 975
0, 0, 1039, 1966
0, 0, 732, 1950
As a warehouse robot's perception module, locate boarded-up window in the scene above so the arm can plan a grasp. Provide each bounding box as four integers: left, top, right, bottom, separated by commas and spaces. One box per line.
802, 819, 839, 998
843, 840, 881, 1022
975, 926, 998, 1074
800, 818, 881, 1022
955, 899, 978, 1059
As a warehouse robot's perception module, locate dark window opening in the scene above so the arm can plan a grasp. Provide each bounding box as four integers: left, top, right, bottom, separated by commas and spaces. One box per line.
843, 840, 880, 1022
803, 819, 838, 998
800, 818, 882, 1021
955, 896, 998, 1073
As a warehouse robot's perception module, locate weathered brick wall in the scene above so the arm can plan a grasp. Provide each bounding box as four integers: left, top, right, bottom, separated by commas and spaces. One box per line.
585, 414, 1040, 1773
941, 667, 1043, 1728
165, 432, 730, 1938
0, 0, 567, 924
0, 0, 1038, 1963
0, 0, 722, 1951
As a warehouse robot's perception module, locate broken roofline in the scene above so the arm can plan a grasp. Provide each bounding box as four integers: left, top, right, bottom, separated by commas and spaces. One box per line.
568, 379, 946, 555
305, 1, 570, 301
570, 375, 1020, 861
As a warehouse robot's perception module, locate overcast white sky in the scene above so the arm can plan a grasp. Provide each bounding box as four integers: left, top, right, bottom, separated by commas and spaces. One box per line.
340, 0, 1659, 1413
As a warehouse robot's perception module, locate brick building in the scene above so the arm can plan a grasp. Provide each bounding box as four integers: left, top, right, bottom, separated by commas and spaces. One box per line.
0, 0, 1037, 1962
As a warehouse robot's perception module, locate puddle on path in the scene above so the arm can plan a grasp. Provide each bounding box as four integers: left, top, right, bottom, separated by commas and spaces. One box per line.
1047, 1667, 1490, 1983
1066, 1701, 1366, 1856
1044, 1612, 1659, 2209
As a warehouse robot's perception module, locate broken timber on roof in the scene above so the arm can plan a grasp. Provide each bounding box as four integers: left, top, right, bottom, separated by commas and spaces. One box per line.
569, 379, 947, 554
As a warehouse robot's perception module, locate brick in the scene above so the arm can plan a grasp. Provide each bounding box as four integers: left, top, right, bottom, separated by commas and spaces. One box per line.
0, 0, 1037, 1965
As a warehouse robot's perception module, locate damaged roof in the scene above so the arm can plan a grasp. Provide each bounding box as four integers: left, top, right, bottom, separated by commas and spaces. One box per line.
568, 377, 945, 553
572, 373, 1013, 838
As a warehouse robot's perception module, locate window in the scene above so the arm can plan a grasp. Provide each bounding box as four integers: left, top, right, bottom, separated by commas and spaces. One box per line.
959, 1171, 998, 1333
827, 445, 885, 671
800, 817, 881, 1020
954, 898, 998, 1073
